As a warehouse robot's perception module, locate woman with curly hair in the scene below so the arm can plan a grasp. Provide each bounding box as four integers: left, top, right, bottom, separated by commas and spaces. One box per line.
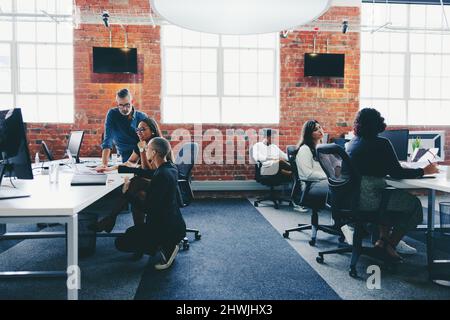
346, 108, 439, 260
94, 117, 172, 237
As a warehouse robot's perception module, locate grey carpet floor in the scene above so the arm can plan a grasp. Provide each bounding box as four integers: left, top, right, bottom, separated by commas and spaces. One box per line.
0, 198, 339, 300
134, 199, 339, 300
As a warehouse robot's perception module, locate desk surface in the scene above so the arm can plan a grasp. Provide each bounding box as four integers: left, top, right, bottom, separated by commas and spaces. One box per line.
0, 169, 130, 217
386, 172, 450, 193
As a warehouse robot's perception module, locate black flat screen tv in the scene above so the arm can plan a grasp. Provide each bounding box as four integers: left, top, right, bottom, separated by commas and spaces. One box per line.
93, 47, 138, 74
304, 53, 345, 77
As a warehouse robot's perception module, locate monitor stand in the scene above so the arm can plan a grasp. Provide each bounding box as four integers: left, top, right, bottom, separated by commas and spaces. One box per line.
0, 163, 30, 200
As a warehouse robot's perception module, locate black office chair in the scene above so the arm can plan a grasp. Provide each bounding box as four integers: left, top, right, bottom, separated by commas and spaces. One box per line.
250, 145, 292, 209
283, 145, 343, 246
175, 142, 201, 250
315, 144, 395, 278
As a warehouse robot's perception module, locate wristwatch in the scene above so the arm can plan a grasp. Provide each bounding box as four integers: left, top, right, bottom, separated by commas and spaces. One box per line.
139, 145, 147, 153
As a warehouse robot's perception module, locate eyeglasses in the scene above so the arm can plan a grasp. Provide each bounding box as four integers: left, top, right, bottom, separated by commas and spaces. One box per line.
118, 103, 131, 108
135, 127, 146, 133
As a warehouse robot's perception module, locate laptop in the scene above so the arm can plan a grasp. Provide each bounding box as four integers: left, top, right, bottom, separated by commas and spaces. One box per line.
40, 131, 84, 165
401, 148, 439, 169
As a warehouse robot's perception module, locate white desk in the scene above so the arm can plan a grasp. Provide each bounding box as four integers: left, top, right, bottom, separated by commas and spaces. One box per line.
0, 168, 129, 300
386, 170, 450, 283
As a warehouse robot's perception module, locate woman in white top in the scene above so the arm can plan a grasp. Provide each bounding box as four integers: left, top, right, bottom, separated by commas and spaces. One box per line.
295, 120, 328, 209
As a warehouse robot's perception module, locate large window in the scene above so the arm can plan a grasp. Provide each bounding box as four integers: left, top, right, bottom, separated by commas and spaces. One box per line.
161, 25, 279, 124
360, 2, 450, 125
0, 0, 73, 123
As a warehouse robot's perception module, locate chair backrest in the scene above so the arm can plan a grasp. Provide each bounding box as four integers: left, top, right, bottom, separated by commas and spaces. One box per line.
174, 142, 199, 179
286, 145, 300, 182
286, 145, 303, 204
316, 144, 361, 213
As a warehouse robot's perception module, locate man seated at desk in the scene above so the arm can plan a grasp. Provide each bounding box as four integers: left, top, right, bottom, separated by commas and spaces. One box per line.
115, 137, 186, 270
252, 128, 292, 178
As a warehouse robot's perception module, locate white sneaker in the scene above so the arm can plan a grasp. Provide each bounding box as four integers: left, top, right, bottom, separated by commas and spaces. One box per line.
396, 240, 417, 255
341, 225, 354, 245
293, 204, 309, 213
154, 245, 179, 270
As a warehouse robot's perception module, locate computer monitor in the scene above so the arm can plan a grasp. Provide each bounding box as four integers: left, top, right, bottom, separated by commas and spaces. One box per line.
67, 131, 84, 163
379, 129, 409, 161
0, 108, 33, 199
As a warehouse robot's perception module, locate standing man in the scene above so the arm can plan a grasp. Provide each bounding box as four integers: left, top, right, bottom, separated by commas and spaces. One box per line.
98, 88, 148, 170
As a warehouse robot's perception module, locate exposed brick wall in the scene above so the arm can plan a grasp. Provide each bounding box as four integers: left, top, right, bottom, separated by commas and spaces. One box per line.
27, 3, 373, 181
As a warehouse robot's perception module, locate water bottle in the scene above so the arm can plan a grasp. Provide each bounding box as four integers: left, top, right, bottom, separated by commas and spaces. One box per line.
35, 152, 40, 165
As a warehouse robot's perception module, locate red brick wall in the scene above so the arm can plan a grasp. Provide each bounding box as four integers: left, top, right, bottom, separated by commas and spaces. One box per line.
28, 3, 372, 180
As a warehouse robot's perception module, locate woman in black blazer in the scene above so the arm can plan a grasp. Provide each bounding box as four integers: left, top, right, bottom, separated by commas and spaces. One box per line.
115, 137, 186, 270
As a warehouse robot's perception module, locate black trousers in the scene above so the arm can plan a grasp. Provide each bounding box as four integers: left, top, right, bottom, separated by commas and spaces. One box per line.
115, 224, 160, 256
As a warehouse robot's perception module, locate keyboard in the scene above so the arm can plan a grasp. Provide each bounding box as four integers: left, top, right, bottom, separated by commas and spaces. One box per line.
0, 188, 30, 200
71, 174, 107, 186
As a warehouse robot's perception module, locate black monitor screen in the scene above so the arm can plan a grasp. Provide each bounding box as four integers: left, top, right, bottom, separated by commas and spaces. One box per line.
93, 47, 138, 74
0, 108, 33, 179
68, 131, 84, 162
379, 129, 409, 161
304, 53, 345, 77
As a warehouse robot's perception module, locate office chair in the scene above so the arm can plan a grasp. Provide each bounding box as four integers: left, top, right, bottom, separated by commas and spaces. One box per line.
315, 144, 395, 278
250, 145, 292, 209
283, 145, 343, 246
174, 142, 201, 250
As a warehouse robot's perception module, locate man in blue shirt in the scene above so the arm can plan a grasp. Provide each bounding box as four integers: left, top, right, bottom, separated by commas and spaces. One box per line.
98, 88, 148, 169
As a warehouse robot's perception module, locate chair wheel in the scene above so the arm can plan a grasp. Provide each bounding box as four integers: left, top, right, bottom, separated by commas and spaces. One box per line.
309, 238, 316, 246
283, 231, 289, 238
195, 233, 202, 240
316, 256, 324, 264
183, 242, 190, 250
349, 267, 357, 278
254, 201, 259, 207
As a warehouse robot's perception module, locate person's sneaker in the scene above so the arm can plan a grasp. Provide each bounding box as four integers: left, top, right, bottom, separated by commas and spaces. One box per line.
396, 240, 417, 255
154, 245, 179, 270
293, 204, 309, 213
341, 225, 354, 245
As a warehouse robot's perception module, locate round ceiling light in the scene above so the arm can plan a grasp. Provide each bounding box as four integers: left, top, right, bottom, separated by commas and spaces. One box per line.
151, 0, 331, 35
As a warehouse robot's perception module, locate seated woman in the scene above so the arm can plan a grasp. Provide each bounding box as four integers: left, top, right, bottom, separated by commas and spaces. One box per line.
346, 108, 439, 260
295, 120, 329, 210
94, 117, 172, 234
115, 137, 186, 270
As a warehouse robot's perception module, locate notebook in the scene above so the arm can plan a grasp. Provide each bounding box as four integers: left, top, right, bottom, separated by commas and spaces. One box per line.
71, 174, 107, 186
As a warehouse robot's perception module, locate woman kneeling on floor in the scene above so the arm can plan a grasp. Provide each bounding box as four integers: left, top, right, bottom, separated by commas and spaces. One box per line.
115, 137, 186, 270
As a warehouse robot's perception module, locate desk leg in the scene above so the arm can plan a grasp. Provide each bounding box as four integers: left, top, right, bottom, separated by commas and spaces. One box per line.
427, 189, 435, 278
67, 215, 79, 300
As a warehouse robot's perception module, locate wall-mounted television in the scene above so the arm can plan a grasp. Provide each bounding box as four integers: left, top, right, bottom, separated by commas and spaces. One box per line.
93, 47, 138, 74
304, 53, 345, 78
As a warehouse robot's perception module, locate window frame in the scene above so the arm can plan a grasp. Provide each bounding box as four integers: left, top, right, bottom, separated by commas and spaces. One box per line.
360, 2, 450, 125
161, 26, 280, 124
0, 0, 74, 123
